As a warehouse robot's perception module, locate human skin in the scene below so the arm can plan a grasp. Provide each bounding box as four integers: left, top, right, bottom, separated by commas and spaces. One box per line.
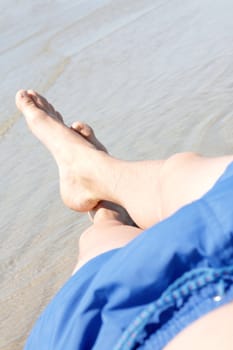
15, 90, 233, 229
66, 122, 143, 272
16, 89, 233, 349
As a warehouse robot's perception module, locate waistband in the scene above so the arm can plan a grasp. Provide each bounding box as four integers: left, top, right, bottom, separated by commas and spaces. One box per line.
114, 264, 233, 349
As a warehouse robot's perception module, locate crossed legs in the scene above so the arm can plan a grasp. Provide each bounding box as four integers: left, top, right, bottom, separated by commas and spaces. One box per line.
15, 89, 233, 270
16, 90, 233, 350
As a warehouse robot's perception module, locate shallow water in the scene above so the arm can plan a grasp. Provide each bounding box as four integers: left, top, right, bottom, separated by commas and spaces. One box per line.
1, 0, 233, 348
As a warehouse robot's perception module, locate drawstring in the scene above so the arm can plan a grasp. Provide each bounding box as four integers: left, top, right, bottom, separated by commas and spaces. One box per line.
114, 265, 233, 350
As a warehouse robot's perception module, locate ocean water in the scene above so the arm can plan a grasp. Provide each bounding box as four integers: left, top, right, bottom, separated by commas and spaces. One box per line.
1, 0, 233, 349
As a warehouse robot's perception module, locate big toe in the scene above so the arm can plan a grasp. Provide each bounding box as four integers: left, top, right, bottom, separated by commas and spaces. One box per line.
16, 89, 51, 126
71, 121, 93, 138
16, 89, 38, 113
71, 121, 107, 152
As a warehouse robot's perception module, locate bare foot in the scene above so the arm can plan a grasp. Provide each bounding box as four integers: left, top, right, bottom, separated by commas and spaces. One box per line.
71, 121, 107, 153
71, 122, 136, 226
89, 200, 136, 226
15, 89, 109, 212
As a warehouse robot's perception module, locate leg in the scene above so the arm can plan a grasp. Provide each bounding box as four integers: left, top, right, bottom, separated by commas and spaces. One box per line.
15, 89, 164, 228
16, 90, 233, 229
72, 201, 142, 274
17, 91, 233, 349
66, 120, 141, 271
164, 301, 233, 350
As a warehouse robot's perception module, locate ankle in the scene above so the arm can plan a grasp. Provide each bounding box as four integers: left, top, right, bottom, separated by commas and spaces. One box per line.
92, 152, 124, 205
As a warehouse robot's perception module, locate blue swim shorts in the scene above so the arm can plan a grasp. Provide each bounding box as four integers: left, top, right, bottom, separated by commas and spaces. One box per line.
24, 162, 233, 349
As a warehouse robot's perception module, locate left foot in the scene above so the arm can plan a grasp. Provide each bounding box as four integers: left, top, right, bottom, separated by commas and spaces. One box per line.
71, 121, 107, 153
71, 122, 136, 226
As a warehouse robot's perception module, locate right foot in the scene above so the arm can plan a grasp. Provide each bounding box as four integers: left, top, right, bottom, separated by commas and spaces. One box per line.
15, 89, 109, 212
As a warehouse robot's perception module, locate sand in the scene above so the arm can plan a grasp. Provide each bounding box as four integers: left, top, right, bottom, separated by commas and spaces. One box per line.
1, 0, 233, 348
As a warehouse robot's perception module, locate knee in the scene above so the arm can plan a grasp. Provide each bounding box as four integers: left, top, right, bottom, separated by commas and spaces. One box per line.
161, 152, 201, 178
166, 152, 201, 165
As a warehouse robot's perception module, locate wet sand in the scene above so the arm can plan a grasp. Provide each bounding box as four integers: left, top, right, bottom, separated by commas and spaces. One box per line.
1, 0, 233, 349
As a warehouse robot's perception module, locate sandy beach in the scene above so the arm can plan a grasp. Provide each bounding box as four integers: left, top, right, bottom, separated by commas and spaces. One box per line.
1, 0, 233, 349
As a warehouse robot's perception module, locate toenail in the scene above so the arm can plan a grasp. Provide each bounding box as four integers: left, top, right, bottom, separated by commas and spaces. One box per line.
20, 90, 27, 98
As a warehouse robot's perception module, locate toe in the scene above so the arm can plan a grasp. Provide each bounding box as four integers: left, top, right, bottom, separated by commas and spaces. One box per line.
27, 90, 63, 122
55, 110, 64, 123
16, 89, 50, 126
71, 122, 93, 138
71, 121, 82, 132
27, 90, 52, 112
71, 121, 108, 153
16, 89, 38, 112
